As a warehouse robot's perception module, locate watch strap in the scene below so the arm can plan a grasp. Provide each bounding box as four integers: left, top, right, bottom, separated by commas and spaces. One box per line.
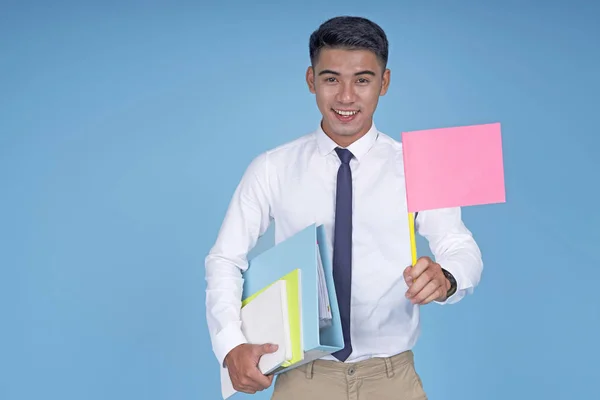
442, 268, 457, 298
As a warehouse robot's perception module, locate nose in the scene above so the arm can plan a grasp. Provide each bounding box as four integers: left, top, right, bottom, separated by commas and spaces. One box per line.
336, 81, 357, 104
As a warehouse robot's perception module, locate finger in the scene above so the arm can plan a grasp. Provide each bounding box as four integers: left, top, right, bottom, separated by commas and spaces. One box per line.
234, 372, 265, 393
234, 384, 256, 395
246, 367, 273, 390
405, 266, 435, 299
420, 285, 447, 305
410, 257, 432, 279
403, 266, 413, 285
412, 279, 443, 304
405, 258, 429, 285
232, 376, 257, 394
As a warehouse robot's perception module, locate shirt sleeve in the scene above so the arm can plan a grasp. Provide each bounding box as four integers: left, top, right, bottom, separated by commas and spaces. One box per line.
415, 207, 483, 305
204, 152, 273, 366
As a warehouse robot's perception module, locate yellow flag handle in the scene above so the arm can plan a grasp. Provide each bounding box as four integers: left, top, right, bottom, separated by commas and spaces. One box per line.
408, 212, 417, 266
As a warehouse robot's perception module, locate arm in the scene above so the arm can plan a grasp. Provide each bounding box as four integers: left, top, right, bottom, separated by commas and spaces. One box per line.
205, 152, 272, 366
415, 207, 483, 304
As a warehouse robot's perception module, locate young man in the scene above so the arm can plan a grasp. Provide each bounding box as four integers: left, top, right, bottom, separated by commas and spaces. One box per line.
205, 16, 483, 399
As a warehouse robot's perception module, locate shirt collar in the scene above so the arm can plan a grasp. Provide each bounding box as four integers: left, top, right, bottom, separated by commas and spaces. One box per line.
315, 122, 379, 161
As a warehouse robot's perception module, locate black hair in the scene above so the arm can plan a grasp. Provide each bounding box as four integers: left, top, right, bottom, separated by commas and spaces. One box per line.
309, 16, 389, 69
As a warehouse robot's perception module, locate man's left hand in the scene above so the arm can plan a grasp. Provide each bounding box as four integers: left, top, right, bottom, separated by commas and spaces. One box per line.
403, 256, 450, 305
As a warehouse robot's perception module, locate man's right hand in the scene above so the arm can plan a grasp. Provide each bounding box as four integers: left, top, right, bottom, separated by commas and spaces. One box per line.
224, 343, 279, 394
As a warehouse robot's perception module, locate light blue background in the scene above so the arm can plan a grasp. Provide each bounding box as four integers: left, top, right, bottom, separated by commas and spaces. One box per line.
2, 1, 599, 399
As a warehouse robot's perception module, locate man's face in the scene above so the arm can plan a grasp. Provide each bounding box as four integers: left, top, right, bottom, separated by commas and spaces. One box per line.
306, 48, 390, 145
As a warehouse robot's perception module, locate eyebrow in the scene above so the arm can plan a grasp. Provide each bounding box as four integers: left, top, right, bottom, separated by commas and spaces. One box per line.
318, 69, 376, 76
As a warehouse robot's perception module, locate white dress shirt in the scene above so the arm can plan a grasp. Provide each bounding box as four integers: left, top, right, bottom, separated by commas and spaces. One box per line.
205, 123, 483, 366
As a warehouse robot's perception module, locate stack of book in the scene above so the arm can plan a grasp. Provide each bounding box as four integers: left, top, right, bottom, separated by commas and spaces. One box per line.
219, 224, 344, 399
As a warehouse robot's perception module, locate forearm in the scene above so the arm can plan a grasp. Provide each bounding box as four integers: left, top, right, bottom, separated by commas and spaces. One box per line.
204, 152, 272, 365
416, 207, 483, 304
205, 254, 248, 366
435, 238, 482, 304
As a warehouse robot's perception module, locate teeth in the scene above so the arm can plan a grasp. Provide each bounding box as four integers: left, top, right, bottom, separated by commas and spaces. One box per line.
334, 109, 358, 116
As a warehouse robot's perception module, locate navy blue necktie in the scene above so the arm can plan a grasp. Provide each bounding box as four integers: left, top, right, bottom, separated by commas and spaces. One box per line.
332, 147, 354, 361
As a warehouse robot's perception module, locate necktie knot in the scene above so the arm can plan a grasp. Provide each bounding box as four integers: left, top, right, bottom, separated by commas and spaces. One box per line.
335, 147, 354, 165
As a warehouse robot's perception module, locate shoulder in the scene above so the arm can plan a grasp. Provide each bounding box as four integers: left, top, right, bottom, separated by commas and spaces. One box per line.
251, 131, 318, 168
376, 130, 403, 151
239, 131, 317, 182
266, 132, 317, 158
372, 130, 405, 161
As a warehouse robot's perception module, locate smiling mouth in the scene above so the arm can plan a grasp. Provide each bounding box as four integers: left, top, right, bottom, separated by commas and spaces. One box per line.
333, 109, 359, 117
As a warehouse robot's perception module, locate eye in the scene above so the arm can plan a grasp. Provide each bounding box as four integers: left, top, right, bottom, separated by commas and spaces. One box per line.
325, 77, 337, 83
357, 78, 369, 84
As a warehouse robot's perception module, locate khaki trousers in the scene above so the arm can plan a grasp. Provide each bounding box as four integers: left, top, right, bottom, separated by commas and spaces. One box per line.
271, 350, 427, 400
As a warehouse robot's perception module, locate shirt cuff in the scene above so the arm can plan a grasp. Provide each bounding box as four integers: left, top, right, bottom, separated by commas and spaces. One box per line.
212, 322, 248, 367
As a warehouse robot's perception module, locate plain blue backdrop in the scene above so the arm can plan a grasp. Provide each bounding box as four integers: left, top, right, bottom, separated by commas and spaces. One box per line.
1, 1, 599, 399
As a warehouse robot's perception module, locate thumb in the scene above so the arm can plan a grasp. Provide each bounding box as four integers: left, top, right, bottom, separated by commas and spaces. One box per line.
256, 343, 279, 356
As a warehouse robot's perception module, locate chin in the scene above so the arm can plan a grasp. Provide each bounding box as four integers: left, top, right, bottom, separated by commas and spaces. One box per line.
331, 120, 365, 137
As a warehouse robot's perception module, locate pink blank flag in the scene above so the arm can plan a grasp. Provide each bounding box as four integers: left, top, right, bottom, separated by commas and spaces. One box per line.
401, 122, 506, 212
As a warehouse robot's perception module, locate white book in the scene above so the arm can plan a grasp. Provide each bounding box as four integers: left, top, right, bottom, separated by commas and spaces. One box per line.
220, 279, 291, 399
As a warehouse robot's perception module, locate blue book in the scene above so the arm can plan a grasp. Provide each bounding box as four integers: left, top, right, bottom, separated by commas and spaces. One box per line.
242, 224, 344, 370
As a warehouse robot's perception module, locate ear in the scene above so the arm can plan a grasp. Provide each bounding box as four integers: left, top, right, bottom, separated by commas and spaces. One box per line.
306, 66, 316, 94
380, 68, 391, 96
